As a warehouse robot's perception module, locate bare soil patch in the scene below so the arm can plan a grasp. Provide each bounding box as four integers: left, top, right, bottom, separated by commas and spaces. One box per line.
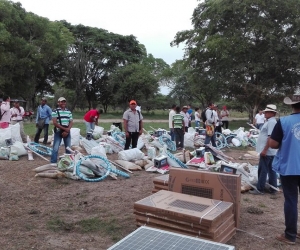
0, 147, 296, 249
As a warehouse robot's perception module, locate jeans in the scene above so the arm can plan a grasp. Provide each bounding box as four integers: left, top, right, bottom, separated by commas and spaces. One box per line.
85, 121, 95, 135
174, 128, 184, 148
256, 155, 277, 192
195, 121, 200, 128
169, 128, 175, 141
256, 123, 264, 130
222, 121, 229, 129
205, 132, 216, 147
50, 131, 71, 163
34, 124, 49, 144
124, 132, 139, 150
280, 175, 300, 242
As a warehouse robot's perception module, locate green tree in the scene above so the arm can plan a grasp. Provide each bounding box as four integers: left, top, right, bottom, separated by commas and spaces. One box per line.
0, 0, 73, 108
61, 23, 144, 111
172, 0, 300, 120
109, 62, 159, 111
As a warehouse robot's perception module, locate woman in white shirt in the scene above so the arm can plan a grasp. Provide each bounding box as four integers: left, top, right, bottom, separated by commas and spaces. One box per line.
194, 107, 200, 127
0, 96, 11, 129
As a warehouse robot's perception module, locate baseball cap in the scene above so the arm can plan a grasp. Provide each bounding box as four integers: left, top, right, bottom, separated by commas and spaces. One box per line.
129, 100, 137, 105
41, 97, 47, 101
58, 97, 66, 102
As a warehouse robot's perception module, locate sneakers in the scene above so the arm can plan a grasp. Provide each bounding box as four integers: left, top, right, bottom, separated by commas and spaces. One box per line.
275, 234, 295, 245
50, 163, 57, 167
249, 189, 264, 195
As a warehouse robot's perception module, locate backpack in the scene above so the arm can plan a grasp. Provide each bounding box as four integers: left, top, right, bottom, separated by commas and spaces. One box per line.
0, 111, 6, 121
201, 108, 208, 123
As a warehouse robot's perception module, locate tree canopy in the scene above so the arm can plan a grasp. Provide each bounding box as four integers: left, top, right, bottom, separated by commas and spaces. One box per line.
172, 0, 300, 118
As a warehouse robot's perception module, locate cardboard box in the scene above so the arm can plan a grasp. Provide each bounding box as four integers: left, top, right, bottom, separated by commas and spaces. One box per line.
135, 214, 235, 239
134, 210, 233, 232
134, 190, 233, 228
168, 168, 241, 228
153, 174, 169, 186
135, 221, 236, 244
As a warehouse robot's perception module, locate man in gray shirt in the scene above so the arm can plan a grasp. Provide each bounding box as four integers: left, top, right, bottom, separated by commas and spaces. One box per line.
249, 104, 278, 195
123, 100, 143, 150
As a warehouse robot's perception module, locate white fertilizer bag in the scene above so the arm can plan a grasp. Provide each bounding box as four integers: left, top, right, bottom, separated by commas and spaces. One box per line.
115, 160, 142, 170
137, 137, 145, 150
0, 127, 12, 147
10, 123, 23, 143
184, 132, 195, 148
232, 138, 241, 147
118, 148, 145, 161
91, 145, 107, 158
10, 141, 27, 156
71, 128, 81, 146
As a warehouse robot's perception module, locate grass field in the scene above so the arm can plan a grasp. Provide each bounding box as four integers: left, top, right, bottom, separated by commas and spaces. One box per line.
72, 109, 248, 120
23, 118, 249, 139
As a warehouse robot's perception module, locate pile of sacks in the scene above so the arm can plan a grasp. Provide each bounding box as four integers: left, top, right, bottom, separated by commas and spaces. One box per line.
0, 123, 29, 161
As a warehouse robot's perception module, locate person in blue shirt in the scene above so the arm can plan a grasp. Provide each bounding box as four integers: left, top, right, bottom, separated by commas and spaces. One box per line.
34, 97, 53, 144
187, 104, 193, 127
269, 94, 300, 245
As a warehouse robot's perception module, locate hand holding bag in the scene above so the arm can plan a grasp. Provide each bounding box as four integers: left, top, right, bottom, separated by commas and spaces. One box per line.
206, 125, 214, 137
37, 118, 46, 129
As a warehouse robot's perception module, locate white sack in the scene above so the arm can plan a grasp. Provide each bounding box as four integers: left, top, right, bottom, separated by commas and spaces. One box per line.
184, 132, 195, 149
118, 148, 145, 161
11, 141, 27, 156
0, 127, 12, 147
71, 128, 81, 146
10, 123, 23, 144
115, 160, 142, 170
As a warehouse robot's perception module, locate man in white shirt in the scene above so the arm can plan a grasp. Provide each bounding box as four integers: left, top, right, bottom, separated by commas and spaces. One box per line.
194, 108, 201, 127
254, 110, 265, 130
180, 106, 190, 132
10, 100, 26, 142
168, 104, 176, 141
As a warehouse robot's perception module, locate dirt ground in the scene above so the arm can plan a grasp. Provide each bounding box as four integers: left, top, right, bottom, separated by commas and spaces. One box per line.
0, 146, 297, 250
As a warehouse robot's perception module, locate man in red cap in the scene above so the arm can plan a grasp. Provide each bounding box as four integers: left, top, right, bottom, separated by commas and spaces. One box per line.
123, 100, 143, 150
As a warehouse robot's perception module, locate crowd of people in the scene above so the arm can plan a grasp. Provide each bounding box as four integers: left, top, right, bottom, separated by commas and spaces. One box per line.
2, 94, 300, 245
168, 103, 230, 150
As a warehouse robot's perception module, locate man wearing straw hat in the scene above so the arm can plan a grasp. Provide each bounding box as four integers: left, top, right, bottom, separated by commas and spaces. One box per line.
269, 94, 300, 245
249, 104, 278, 195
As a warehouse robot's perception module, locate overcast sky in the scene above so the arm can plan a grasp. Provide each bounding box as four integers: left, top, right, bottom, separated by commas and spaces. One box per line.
11, 0, 199, 65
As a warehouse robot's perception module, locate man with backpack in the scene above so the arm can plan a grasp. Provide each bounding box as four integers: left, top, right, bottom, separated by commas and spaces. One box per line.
34, 97, 52, 144
50, 97, 73, 165
123, 100, 143, 150
204, 103, 217, 147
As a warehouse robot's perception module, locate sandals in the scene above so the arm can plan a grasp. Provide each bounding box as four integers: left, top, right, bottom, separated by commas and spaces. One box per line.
276, 234, 295, 245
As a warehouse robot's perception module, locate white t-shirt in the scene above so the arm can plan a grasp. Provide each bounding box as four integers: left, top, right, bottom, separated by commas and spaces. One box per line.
255, 113, 265, 124
180, 111, 189, 127
169, 109, 176, 128
195, 111, 200, 121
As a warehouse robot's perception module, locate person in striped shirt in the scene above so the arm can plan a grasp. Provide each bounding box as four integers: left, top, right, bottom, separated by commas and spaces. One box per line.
172, 106, 185, 150
50, 97, 73, 165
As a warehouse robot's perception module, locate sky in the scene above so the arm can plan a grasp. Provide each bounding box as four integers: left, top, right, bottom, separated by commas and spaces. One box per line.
10, 0, 200, 94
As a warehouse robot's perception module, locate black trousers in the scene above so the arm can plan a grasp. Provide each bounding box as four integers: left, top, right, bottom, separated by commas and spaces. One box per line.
222, 121, 229, 129
34, 124, 49, 144
174, 128, 184, 148
124, 132, 139, 150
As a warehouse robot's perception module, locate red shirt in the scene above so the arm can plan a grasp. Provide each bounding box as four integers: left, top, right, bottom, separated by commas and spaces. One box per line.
83, 110, 99, 122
